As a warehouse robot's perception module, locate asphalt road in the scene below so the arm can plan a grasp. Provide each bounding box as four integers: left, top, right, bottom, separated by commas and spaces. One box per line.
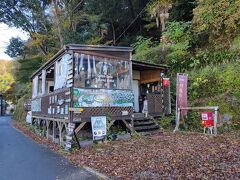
0, 116, 98, 180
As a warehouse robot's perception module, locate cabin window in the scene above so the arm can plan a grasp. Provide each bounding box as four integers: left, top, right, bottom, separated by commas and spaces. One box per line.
38, 74, 42, 95
46, 65, 55, 93
32, 76, 38, 98
42, 69, 46, 94
74, 53, 131, 90
31, 74, 43, 97
54, 54, 71, 90
57, 62, 62, 76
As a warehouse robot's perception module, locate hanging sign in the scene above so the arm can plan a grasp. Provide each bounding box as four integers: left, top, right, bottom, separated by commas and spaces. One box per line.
163, 78, 170, 87
91, 116, 107, 141
176, 73, 188, 116
162, 78, 171, 115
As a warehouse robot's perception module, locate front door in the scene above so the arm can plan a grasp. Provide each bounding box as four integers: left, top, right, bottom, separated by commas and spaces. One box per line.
132, 80, 139, 112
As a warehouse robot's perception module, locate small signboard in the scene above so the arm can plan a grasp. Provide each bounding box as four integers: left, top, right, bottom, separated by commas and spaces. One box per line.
24, 99, 32, 111
68, 107, 84, 113
91, 116, 107, 141
64, 123, 76, 151
201, 112, 214, 127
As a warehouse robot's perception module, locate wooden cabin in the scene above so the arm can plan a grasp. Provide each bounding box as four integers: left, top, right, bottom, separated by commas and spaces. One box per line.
31, 44, 170, 146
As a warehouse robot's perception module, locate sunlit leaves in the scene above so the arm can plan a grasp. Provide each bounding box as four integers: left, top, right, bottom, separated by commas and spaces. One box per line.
163, 21, 192, 71
0, 60, 14, 94
193, 0, 240, 46
147, 0, 173, 31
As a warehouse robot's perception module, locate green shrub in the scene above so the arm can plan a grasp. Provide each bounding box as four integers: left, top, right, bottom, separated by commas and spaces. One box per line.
188, 62, 240, 100
13, 95, 28, 122
13, 84, 31, 122
182, 111, 203, 132
158, 116, 174, 130
186, 62, 240, 132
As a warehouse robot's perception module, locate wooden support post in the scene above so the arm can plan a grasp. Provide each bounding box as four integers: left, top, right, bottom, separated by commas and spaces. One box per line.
57, 121, 63, 146
31, 117, 34, 125
38, 118, 40, 127
74, 122, 87, 134
57, 121, 61, 145
74, 131, 81, 149
46, 120, 50, 140
131, 118, 134, 133
61, 122, 67, 147
214, 107, 218, 135
174, 108, 180, 133
52, 121, 55, 143
109, 120, 116, 129
122, 119, 133, 133
64, 122, 67, 130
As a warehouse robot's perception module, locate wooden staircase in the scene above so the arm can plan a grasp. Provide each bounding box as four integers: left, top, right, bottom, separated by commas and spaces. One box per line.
133, 113, 160, 134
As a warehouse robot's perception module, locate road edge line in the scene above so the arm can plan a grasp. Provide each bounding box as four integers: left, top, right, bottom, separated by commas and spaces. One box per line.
82, 166, 109, 180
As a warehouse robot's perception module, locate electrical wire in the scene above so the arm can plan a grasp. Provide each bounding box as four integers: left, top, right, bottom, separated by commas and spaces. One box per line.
115, 0, 156, 43
72, 0, 84, 13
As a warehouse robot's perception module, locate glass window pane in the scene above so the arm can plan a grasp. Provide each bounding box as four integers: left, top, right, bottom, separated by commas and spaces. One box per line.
74, 53, 131, 90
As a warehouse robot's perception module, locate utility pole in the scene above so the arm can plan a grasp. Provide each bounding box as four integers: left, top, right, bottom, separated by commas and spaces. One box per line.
0, 94, 2, 116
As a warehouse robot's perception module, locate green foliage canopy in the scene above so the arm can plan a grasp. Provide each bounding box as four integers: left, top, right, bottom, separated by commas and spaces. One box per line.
5, 37, 25, 58
0, 60, 15, 95
193, 0, 240, 48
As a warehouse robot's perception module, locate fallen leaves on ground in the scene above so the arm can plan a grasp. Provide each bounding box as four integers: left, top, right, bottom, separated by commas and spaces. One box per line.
13, 121, 60, 152
14, 121, 240, 179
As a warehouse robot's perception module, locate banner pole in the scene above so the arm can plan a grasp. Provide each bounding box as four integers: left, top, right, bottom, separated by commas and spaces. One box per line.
174, 74, 179, 132
214, 107, 218, 135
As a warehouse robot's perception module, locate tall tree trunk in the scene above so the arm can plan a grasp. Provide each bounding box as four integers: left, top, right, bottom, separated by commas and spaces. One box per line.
139, 0, 148, 35
128, 0, 135, 19
52, 0, 64, 48
39, 44, 48, 56
111, 21, 116, 45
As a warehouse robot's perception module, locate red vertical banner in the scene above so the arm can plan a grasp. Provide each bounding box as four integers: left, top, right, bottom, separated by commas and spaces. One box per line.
176, 74, 188, 116
162, 78, 171, 115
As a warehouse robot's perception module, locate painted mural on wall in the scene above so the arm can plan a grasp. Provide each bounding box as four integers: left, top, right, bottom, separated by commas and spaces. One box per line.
31, 98, 41, 112
73, 88, 134, 108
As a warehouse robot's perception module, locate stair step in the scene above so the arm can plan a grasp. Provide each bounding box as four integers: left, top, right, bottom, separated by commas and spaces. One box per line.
134, 121, 155, 126
135, 124, 160, 131
133, 113, 145, 118
133, 117, 153, 121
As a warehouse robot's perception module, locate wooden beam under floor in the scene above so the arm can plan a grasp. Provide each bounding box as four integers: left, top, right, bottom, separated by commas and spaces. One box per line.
74, 122, 87, 134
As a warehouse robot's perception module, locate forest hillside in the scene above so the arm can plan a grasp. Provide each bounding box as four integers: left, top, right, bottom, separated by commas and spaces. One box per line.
0, 0, 239, 130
